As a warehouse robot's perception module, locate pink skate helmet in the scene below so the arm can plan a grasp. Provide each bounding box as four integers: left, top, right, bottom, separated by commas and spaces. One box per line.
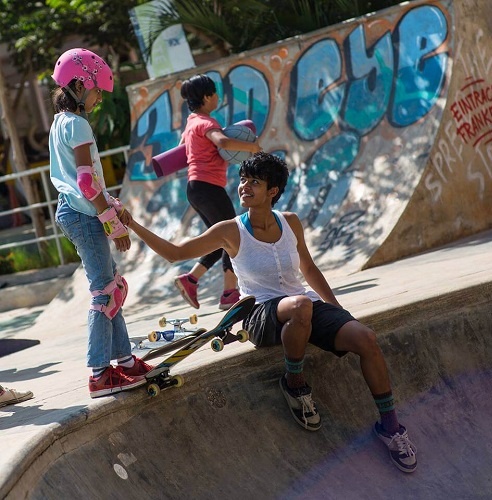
52, 48, 113, 92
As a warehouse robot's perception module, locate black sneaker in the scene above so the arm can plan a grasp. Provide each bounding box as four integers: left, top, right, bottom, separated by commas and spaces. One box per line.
374, 422, 417, 473
279, 376, 321, 431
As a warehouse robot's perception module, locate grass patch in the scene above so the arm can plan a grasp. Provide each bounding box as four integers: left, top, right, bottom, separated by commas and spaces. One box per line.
0, 237, 80, 275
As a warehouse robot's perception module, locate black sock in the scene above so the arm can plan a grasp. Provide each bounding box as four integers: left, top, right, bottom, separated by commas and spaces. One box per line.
373, 391, 399, 434
284, 357, 305, 389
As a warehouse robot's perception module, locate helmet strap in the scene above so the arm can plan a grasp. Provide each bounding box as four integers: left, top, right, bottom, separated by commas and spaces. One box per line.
65, 85, 90, 121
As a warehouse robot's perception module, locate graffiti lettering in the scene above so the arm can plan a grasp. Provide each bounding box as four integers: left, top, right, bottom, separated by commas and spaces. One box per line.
129, 3, 450, 254
390, 5, 448, 126
131, 4, 448, 183
320, 210, 366, 253
289, 39, 343, 140
343, 26, 393, 134
427, 23, 492, 202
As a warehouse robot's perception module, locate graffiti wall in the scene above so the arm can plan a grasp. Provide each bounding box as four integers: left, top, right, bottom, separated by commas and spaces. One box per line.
124, 0, 463, 279
366, 0, 492, 267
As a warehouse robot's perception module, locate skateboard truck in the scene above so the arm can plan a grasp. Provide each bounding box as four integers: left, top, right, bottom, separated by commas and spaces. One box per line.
210, 329, 248, 352
148, 314, 198, 342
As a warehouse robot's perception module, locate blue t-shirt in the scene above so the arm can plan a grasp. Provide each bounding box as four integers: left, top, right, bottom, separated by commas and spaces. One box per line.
49, 112, 107, 216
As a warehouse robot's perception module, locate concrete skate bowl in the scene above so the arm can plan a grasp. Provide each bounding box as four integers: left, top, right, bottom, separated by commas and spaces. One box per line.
8, 286, 492, 500
121, 0, 492, 300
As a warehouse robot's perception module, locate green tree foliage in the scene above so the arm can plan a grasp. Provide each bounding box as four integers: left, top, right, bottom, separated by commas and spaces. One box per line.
143, 0, 404, 56
0, 0, 148, 148
46, 0, 148, 75
137, 0, 274, 57
45, 0, 150, 148
0, 0, 67, 76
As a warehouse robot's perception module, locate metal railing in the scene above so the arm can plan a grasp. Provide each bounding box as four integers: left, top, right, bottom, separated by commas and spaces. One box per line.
0, 145, 130, 265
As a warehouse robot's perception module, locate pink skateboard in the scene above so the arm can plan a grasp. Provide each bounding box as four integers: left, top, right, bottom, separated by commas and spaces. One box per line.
152, 119, 257, 178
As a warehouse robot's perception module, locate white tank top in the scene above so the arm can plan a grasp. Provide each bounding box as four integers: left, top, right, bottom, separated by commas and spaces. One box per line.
231, 211, 320, 304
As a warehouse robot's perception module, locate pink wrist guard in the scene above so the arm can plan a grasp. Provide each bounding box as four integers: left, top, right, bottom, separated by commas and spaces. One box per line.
106, 194, 125, 217
97, 207, 128, 240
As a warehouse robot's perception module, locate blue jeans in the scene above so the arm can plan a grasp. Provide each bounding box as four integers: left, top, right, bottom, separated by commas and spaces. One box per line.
55, 195, 132, 367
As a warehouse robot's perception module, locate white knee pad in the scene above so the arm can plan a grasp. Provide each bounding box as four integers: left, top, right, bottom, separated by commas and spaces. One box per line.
90, 276, 126, 320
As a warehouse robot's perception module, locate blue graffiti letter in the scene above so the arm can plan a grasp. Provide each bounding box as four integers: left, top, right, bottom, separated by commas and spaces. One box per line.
290, 39, 344, 140
343, 25, 394, 134
226, 66, 269, 133
391, 5, 448, 126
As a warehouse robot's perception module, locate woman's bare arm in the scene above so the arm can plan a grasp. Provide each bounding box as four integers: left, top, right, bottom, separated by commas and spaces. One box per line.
128, 218, 240, 263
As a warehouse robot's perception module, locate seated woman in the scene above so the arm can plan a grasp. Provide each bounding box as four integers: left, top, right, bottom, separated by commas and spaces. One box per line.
128, 152, 417, 473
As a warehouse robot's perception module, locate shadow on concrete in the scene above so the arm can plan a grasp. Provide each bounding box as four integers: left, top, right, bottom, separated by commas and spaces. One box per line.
333, 278, 379, 295
0, 404, 89, 430
0, 363, 61, 382
0, 339, 40, 358
0, 309, 44, 334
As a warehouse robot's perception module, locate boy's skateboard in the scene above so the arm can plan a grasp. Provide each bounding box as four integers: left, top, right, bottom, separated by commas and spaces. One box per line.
144, 295, 255, 397
151, 120, 257, 177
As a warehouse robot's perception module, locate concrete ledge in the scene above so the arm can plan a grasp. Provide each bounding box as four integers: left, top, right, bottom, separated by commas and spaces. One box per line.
0, 263, 79, 312
3, 282, 492, 499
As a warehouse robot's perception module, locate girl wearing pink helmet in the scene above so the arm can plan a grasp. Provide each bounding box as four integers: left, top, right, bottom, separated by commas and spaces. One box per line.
49, 48, 153, 398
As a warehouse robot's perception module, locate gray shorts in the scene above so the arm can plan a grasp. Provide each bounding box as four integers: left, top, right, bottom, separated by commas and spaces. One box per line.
243, 298, 356, 357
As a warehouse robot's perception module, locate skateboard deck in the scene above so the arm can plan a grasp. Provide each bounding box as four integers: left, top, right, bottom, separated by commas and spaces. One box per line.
144, 295, 255, 396
132, 330, 202, 360
152, 120, 257, 178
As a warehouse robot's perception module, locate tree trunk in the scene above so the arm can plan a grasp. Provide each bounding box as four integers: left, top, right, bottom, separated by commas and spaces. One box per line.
0, 63, 47, 256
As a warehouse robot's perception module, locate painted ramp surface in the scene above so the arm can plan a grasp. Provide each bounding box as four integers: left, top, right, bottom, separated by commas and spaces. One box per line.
115, 0, 454, 312
23, 292, 492, 499
123, 0, 492, 295
123, 0, 453, 281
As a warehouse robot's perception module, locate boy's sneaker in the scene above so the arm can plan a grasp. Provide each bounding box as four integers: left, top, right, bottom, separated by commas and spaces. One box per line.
374, 421, 417, 473
89, 366, 146, 399
120, 355, 154, 377
279, 376, 321, 431
174, 274, 199, 309
0, 386, 34, 407
218, 288, 240, 310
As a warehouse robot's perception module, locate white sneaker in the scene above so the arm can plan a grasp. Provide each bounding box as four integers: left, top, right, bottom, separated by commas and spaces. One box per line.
279, 376, 321, 431
374, 422, 417, 473
0, 385, 34, 407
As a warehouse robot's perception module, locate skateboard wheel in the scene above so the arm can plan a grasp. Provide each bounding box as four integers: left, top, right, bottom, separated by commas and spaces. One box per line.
237, 329, 249, 343
147, 383, 160, 397
189, 314, 198, 325
211, 339, 224, 352
158, 316, 167, 328
148, 331, 160, 342
172, 375, 184, 387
